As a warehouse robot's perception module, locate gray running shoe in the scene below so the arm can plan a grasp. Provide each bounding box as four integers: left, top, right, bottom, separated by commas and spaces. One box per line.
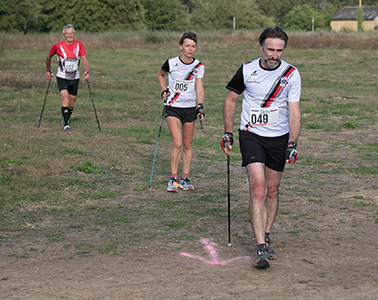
167, 177, 179, 192
253, 247, 271, 269
179, 177, 194, 191
63, 125, 72, 134
265, 239, 277, 260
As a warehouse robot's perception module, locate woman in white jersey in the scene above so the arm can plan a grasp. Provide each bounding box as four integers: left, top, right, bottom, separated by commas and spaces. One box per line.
157, 30, 205, 192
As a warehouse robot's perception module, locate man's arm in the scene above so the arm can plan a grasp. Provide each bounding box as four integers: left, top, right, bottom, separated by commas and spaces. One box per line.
288, 101, 301, 143
81, 55, 90, 81
45, 52, 52, 81
222, 90, 239, 155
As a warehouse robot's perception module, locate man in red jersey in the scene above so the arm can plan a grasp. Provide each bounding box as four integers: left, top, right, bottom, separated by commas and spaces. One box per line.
45, 24, 90, 134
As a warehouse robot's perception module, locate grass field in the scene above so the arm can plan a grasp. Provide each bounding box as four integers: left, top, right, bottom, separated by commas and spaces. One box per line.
0, 29, 377, 261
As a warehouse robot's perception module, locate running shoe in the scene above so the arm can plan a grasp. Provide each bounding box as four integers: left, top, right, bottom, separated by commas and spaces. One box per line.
253, 247, 271, 269
179, 177, 194, 191
167, 177, 179, 192
63, 125, 72, 134
265, 238, 277, 260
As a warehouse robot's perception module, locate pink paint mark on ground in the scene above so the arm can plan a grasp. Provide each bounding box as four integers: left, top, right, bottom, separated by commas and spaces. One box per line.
180, 238, 250, 266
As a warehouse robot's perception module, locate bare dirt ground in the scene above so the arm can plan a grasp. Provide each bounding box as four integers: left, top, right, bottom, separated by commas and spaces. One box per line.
1, 123, 377, 300
0, 241, 376, 300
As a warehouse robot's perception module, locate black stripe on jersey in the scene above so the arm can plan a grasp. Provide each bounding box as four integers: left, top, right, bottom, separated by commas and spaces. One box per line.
184, 62, 203, 80
261, 65, 295, 108
169, 62, 203, 105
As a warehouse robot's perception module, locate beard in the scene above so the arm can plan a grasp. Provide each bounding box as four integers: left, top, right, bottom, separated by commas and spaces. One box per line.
263, 55, 281, 69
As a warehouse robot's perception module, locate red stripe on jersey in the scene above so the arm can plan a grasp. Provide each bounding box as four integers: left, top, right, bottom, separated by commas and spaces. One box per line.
186, 62, 203, 80
169, 62, 203, 106
262, 66, 295, 108
169, 93, 181, 106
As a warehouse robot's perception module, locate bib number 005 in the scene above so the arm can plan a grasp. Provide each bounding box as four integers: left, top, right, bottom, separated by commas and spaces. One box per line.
174, 79, 195, 93
250, 108, 279, 126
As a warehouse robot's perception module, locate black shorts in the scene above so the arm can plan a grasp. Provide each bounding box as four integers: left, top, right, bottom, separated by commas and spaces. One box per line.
57, 77, 80, 96
165, 106, 197, 124
239, 130, 289, 172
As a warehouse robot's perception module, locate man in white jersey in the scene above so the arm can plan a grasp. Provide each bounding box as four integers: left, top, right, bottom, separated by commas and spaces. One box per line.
221, 26, 301, 269
45, 24, 90, 134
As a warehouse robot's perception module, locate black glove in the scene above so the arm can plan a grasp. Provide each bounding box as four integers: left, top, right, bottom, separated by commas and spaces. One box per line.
221, 132, 234, 150
161, 89, 170, 99
196, 103, 205, 119
285, 145, 298, 163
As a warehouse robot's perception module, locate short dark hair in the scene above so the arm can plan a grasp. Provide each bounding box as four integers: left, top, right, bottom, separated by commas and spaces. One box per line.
179, 30, 197, 45
259, 26, 288, 48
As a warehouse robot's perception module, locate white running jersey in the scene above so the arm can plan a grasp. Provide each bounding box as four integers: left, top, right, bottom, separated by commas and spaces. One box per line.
161, 56, 204, 108
226, 58, 301, 137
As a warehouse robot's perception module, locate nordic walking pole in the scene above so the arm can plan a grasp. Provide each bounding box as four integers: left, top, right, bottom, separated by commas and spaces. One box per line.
86, 80, 101, 132
38, 80, 51, 128
197, 104, 204, 129
227, 152, 231, 247
149, 102, 166, 189
197, 111, 203, 129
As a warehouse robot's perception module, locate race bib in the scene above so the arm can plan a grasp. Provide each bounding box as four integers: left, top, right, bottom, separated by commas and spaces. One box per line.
250, 107, 279, 126
65, 60, 79, 73
174, 79, 195, 93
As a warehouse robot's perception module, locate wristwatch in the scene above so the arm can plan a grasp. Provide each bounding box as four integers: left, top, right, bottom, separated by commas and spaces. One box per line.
288, 141, 297, 148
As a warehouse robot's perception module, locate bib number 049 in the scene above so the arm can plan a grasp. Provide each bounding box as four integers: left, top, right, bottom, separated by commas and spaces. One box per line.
250, 108, 279, 126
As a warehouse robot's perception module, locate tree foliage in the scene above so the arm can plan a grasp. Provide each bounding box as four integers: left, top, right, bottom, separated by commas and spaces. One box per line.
141, 0, 177, 30
185, 0, 273, 30
1, 0, 378, 33
284, 4, 317, 31
0, 0, 46, 33
42, 0, 145, 32
358, 6, 364, 31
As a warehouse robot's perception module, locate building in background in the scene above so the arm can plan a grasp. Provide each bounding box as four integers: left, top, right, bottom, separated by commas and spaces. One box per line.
330, 1, 378, 32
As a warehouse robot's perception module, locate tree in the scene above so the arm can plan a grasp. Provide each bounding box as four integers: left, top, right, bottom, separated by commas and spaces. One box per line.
283, 4, 318, 31
234, 0, 275, 29
190, 0, 273, 30
140, 0, 178, 30
2, 0, 378, 33
42, 0, 145, 32
0, 0, 45, 33
257, 0, 295, 26
357, 6, 364, 31
173, 1, 191, 31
